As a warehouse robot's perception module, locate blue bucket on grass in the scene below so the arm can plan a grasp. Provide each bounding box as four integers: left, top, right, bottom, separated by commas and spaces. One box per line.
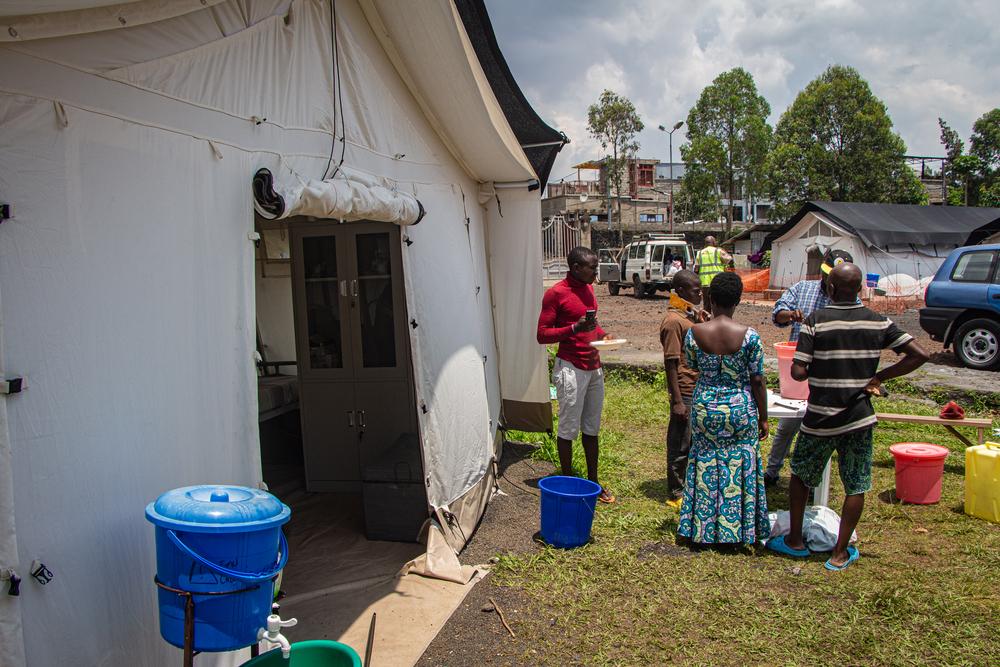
146, 485, 291, 652
538, 476, 601, 548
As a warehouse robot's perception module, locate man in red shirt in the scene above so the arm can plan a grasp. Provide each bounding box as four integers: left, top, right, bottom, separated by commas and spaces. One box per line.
536, 246, 615, 503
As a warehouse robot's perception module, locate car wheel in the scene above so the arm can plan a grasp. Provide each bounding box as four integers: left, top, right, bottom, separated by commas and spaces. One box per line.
608, 282, 620, 296
954, 318, 1000, 370
633, 275, 644, 299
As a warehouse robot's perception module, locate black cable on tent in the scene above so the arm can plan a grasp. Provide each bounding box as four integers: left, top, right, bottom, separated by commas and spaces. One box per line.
323, 0, 347, 181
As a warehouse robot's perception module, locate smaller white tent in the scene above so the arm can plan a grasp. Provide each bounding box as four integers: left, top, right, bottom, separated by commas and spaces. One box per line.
767, 202, 1000, 290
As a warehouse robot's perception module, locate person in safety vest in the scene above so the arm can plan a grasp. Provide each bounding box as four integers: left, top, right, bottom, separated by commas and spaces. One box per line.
694, 236, 731, 311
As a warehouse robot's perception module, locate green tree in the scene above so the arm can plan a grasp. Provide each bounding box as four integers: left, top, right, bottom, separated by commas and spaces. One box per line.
938, 118, 964, 161
970, 109, 1000, 174
971, 109, 1000, 208
939, 118, 972, 205
673, 170, 718, 223
939, 109, 1000, 207
587, 90, 643, 243
768, 65, 924, 221
680, 67, 772, 235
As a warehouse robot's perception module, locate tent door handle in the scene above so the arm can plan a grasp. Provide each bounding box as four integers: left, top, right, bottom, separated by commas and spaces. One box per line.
347, 410, 355, 427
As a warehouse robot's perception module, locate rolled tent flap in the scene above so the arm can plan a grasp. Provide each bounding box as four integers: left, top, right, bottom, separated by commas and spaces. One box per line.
252, 167, 425, 225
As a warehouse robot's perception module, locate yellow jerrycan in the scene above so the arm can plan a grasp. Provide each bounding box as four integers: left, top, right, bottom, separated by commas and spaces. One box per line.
965, 442, 1000, 523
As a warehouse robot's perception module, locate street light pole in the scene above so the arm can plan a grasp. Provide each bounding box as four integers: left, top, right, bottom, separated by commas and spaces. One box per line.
658, 121, 684, 234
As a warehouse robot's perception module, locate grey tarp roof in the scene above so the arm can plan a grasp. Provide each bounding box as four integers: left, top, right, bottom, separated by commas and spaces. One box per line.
762, 201, 1000, 251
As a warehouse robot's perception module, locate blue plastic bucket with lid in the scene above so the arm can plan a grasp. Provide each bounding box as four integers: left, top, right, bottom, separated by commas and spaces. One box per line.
538, 476, 601, 548
146, 485, 291, 652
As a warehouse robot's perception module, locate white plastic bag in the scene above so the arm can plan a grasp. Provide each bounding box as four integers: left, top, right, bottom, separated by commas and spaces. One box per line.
768, 506, 857, 552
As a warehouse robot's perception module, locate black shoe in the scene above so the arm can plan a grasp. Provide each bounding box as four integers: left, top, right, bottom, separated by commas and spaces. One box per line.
764, 473, 778, 488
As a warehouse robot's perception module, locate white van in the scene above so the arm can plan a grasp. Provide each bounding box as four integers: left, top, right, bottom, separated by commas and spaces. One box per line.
602, 233, 694, 297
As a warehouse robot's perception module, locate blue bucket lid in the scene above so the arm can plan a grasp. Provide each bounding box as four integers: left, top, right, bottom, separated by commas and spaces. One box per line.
145, 485, 290, 533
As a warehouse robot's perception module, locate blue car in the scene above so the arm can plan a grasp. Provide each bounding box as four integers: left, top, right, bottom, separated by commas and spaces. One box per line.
920, 243, 1000, 370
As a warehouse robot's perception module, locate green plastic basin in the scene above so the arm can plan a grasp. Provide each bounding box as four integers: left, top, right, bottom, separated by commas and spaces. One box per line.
241, 640, 362, 666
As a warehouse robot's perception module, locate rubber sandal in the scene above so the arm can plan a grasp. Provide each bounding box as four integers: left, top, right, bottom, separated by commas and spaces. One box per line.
598, 490, 616, 504
765, 535, 810, 558
824, 545, 860, 571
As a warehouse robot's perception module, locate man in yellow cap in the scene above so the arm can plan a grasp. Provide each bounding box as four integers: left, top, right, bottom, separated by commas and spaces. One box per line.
693, 236, 731, 311
764, 248, 854, 487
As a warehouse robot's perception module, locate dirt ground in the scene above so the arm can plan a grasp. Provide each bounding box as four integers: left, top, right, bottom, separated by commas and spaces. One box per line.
417, 443, 555, 666
593, 290, 948, 368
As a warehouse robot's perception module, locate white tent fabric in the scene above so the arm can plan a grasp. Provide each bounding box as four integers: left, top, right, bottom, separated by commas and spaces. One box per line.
0, 288, 25, 667
358, 0, 536, 183
252, 165, 424, 224
0, 1, 550, 665
485, 185, 552, 429
0, 1, 229, 42
769, 212, 949, 290
0, 93, 261, 667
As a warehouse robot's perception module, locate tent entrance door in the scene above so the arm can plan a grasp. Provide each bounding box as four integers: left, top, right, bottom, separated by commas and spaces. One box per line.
289, 222, 420, 493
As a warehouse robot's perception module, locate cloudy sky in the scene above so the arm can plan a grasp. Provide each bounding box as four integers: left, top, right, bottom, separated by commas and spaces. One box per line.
484, 0, 1000, 183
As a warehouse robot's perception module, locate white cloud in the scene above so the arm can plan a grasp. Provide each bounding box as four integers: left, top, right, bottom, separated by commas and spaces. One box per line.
485, 0, 1000, 182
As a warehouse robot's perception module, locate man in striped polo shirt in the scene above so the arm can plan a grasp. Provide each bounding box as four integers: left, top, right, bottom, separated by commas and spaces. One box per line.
771, 262, 928, 570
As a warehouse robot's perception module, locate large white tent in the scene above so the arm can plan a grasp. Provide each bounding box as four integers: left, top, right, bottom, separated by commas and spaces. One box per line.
0, 1, 565, 664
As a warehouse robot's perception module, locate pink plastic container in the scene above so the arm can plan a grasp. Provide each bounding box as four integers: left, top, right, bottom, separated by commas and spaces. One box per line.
889, 443, 950, 504
774, 342, 809, 399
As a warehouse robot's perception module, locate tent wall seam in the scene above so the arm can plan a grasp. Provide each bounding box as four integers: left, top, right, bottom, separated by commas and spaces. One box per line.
0, 88, 465, 191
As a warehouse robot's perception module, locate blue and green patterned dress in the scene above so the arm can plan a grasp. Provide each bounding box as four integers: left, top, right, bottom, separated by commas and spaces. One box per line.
678, 327, 770, 544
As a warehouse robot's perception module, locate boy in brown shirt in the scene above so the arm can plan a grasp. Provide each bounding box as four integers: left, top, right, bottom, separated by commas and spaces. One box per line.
659, 270, 704, 505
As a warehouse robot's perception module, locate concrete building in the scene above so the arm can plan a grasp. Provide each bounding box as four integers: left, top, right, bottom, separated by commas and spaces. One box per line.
541, 157, 774, 256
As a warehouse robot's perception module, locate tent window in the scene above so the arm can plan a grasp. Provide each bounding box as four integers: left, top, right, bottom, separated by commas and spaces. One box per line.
951, 250, 996, 283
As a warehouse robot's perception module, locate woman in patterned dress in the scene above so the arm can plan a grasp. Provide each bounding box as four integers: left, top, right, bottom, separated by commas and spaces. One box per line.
678, 272, 770, 545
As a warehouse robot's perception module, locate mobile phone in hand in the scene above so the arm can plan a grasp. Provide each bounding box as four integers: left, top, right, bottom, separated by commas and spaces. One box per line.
585, 309, 596, 323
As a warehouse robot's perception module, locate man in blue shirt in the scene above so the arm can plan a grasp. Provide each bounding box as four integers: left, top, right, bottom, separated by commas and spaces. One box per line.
764, 248, 853, 487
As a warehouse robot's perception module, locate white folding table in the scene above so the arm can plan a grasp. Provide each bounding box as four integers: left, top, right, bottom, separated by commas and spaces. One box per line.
766, 390, 832, 507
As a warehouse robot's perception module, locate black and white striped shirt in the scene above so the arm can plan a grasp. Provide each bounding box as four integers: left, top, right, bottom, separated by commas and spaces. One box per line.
794, 303, 913, 436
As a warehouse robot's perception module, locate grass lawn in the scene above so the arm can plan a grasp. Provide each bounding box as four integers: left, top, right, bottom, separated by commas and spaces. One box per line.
502, 369, 1000, 666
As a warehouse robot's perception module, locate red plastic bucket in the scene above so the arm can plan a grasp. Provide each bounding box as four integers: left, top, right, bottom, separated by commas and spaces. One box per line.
774, 342, 808, 400
889, 443, 950, 504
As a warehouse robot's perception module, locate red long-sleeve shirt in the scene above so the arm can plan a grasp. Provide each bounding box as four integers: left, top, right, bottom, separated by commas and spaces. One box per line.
536, 273, 607, 370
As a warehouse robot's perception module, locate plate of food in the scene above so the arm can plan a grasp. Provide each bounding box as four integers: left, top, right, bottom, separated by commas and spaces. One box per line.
589, 338, 628, 351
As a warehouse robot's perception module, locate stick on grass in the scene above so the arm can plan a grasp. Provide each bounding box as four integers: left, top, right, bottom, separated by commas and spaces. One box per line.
490, 597, 516, 638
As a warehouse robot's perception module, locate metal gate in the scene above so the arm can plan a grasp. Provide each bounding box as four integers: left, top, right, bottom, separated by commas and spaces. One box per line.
541, 215, 583, 279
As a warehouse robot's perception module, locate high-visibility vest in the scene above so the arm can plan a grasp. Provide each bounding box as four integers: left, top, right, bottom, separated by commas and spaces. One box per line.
697, 246, 724, 286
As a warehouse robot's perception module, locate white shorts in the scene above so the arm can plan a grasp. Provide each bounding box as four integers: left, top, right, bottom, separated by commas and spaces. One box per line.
552, 357, 605, 440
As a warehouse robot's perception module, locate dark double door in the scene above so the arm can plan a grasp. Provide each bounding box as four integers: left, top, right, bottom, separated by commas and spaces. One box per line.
290, 221, 418, 492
